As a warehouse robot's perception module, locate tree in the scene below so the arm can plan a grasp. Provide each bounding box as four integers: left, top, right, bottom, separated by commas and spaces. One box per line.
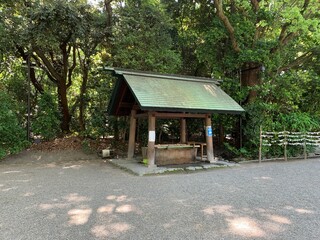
210, 0, 319, 103
1, 1, 97, 133
111, 0, 181, 73
161, 0, 320, 153
75, 3, 110, 131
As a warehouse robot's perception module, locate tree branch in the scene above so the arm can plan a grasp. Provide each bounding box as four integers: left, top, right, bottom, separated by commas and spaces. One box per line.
32, 54, 57, 84
301, 0, 310, 15
250, 0, 260, 12
60, 42, 69, 81
272, 0, 310, 54
104, 0, 113, 38
15, 45, 44, 93
67, 46, 76, 88
214, 0, 240, 52
34, 48, 62, 82
278, 51, 313, 72
282, 32, 299, 46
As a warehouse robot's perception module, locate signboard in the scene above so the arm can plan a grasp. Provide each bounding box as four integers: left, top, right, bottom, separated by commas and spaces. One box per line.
206, 126, 213, 137
149, 131, 156, 142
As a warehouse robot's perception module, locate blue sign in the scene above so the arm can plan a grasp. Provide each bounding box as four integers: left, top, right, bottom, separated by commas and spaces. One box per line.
206, 126, 213, 137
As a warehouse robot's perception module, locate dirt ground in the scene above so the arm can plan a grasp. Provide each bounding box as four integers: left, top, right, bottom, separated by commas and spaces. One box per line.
28, 136, 129, 159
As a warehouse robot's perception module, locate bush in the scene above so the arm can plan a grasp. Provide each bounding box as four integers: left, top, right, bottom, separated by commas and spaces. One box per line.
0, 90, 29, 159
32, 93, 61, 140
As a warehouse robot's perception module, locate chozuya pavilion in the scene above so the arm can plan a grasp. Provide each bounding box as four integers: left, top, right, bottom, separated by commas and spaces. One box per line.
106, 68, 244, 167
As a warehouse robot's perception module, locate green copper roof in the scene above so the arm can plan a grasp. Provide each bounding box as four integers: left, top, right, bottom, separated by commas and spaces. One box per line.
107, 68, 244, 115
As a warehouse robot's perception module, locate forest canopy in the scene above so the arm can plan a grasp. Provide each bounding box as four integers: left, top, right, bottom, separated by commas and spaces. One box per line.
0, 0, 319, 159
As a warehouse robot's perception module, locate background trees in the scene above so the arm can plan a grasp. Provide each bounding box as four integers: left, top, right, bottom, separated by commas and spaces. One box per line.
0, 0, 319, 159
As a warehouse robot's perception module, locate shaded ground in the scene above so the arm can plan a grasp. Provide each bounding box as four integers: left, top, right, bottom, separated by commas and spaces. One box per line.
1, 150, 319, 240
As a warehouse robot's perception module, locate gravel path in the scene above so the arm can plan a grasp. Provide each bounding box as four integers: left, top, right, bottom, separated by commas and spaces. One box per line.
1, 150, 319, 240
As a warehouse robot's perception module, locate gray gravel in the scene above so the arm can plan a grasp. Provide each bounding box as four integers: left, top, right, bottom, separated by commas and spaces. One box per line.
1, 150, 319, 240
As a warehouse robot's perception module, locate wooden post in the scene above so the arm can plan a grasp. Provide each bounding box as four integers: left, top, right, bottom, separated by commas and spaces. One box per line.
284, 130, 287, 161
205, 115, 215, 162
259, 126, 262, 163
180, 118, 187, 143
147, 112, 156, 167
303, 132, 307, 160
127, 109, 137, 159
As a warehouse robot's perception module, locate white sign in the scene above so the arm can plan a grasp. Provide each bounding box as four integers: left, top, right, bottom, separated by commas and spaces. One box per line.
206, 126, 213, 137
149, 131, 156, 142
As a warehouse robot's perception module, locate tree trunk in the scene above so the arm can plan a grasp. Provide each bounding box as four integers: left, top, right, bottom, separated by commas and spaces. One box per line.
241, 63, 262, 104
57, 82, 71, 133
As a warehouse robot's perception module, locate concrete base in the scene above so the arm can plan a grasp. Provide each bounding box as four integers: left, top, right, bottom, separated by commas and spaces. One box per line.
107, 158, 238, 176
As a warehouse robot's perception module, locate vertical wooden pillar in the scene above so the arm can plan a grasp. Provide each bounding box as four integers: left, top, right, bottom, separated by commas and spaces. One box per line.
180, 118, 187, 143
259, 126, 262, 163
127, 109, 137, 159
147, 112, 156, 167
205, 115, 215, 162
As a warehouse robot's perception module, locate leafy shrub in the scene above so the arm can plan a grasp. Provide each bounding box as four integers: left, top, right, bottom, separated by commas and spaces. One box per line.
0, 90, 29, 159
32, 93, 61, 140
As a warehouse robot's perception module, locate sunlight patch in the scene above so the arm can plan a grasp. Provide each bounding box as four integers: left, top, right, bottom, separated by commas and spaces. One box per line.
46, 163, 56, 168
63, 164, 82, 169
91, 223, 131, 238
91, 225, 110, 238
64, 193, 90, 203
23, 192, 35, 197
227, 217, 265, 238
2, 187, 18, 192
295, 208, 314, 214
68, 208, 92, 225
202, 205, 233, 216
106, 195, 128, 202
39, 203, 68, 210
3, 170, 21, 174
115, 204, 135, 213
97, 204, 115, 214
266, 214, 291, 224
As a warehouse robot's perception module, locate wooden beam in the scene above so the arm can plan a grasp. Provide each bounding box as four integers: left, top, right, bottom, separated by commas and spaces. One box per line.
136, 113, 148, 118
127, 109, 137, 159
154, 112, 207, 119
136, 111, 207, 119
147, 112, 156, 167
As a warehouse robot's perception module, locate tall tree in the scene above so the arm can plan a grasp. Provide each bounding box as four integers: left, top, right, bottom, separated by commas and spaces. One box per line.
76, 4, 110, 131
111, 0, 181, 73
1, 0, 108, 133
211, 0, 319, 103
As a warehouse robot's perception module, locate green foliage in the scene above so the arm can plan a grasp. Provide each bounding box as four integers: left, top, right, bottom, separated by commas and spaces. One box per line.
1, 0, 320, 160
260, 111, 320, 159
243, 97, 320, 158
142, 159, 148, 166
81, 139, 94, 154
32, 93, 61, 140
81, 72, 114, 139
0, 90, 29, 159
224, 142, 251, 160
112, 0, 181, 73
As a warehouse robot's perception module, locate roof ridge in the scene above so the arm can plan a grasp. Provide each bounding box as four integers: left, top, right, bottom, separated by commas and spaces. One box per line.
104, 67, 221, 84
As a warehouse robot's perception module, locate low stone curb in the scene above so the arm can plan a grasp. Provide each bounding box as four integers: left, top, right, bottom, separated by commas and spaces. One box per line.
107, 158, 238, 176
